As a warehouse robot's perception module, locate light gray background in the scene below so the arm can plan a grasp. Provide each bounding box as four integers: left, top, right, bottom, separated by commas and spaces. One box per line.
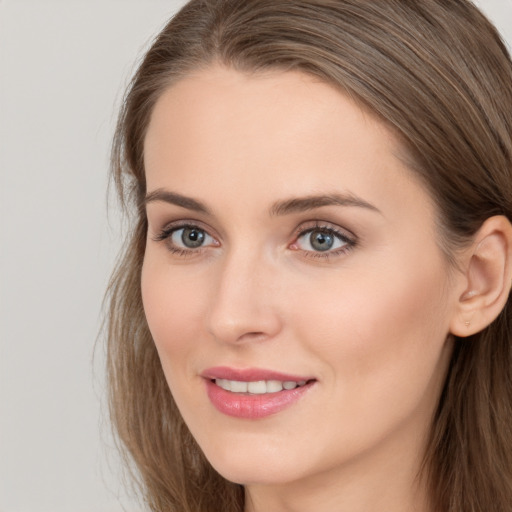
1, 1, 511, 511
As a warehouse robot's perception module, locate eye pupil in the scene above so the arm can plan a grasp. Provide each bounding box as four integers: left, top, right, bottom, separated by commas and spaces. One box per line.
310, 230, 334, 251
182, 227, 205, 248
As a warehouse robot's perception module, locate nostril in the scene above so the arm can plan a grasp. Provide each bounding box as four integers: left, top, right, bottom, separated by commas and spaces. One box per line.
237, 331, 267, 343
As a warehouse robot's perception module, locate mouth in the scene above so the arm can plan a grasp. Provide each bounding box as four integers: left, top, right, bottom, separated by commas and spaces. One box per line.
212, 378, 310, 394
201, 367, 317, 419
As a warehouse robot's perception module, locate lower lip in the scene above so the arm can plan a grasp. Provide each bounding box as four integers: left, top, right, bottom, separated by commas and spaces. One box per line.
205, 379, 314, 419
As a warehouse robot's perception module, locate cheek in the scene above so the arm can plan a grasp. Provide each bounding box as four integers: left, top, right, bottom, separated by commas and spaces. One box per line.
141, 252, 207, 364
289, 253, 452, 413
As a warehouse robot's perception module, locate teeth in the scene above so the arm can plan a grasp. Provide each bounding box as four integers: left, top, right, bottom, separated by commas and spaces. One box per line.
266, 380, 284, 393
247, 380, 266, 394
216, 379, 231, 391
215, 379, 307, 394
230, 381, 248, 393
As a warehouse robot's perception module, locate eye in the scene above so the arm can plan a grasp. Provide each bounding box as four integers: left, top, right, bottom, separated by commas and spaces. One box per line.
171, 226, 214, 249
291, 225, 355, 256
153, 223, 219, 255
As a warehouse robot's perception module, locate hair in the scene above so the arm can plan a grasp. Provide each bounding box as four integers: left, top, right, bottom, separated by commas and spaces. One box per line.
106, 1, 512, 511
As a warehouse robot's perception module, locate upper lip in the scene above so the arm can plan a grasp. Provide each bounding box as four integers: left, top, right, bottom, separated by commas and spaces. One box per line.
201, 366, 315, 382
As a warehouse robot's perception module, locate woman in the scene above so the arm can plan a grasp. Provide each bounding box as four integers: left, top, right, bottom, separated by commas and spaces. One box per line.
106, 1, 512, 511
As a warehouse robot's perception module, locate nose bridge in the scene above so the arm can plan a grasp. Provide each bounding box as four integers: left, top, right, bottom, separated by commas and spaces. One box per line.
206, 243, 281, 344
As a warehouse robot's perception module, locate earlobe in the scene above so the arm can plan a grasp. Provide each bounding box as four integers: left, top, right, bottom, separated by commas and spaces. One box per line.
450, 216, 512, 337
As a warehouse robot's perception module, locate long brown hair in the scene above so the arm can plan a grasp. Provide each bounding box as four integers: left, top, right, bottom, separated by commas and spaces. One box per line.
106, 1, 512, 510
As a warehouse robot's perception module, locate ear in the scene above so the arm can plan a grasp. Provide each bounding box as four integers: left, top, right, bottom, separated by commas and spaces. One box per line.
450, 215, 512, 337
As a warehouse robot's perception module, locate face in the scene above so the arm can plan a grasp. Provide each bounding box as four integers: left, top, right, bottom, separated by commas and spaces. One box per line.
142, 66, 457, 495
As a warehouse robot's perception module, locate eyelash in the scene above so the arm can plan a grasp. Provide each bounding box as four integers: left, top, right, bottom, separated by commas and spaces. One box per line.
152, 222, 214, 258
291, 222, 356, 260
152, 221, 357, 260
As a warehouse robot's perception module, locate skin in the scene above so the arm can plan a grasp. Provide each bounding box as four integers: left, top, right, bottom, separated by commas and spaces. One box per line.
141, 66, 463, 512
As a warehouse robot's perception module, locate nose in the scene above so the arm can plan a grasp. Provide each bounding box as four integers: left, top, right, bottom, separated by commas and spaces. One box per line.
206, 248, 283, 345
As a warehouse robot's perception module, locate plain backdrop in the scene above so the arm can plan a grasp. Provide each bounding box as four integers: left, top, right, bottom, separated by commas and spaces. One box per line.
1, 1, 511, 511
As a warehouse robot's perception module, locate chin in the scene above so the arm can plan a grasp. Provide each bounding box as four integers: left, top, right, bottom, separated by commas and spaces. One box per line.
196, 434, 318, 487
211, 459, 303, 487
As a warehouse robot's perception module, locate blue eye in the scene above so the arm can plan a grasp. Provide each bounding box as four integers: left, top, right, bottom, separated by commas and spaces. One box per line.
295, 227, 351, 253
170, 226, 215, 249
153, 223, 218, 255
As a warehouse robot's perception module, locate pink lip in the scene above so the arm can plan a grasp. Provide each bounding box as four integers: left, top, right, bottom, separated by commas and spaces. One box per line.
201, 366, 314, 382
201, 366, 316, 419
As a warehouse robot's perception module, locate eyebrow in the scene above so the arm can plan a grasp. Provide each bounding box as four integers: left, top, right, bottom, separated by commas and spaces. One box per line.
269, 193, 381, 216
144, 188, 211, 215
144, 189, 381, 216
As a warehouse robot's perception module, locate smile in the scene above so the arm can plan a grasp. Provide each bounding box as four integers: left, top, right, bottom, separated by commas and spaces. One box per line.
202, 367, 316, 419
214, 379, 308, 394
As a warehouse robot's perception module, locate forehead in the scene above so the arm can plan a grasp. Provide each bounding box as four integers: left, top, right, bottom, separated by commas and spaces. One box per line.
145, 66, 391, 151
143, 65, 432, 222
